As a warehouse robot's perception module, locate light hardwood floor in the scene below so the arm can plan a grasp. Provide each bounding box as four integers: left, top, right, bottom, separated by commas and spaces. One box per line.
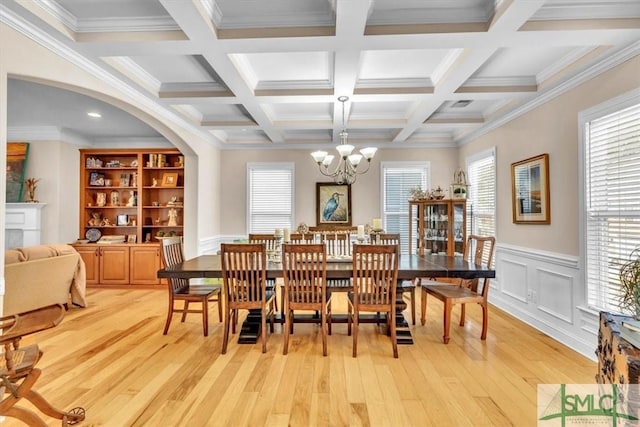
5, 288, 595, 426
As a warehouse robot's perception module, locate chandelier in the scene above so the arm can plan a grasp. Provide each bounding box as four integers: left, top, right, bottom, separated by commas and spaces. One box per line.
311, 96, 377, 185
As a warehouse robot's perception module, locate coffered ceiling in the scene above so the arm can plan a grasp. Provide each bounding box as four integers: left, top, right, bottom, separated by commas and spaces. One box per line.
3, 0, 640, 148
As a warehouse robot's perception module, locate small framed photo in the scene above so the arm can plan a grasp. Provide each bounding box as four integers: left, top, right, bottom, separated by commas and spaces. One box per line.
161, 172, 178, 187
127, 234, 137, 243
116, 214, 129, 226
511, 153, 550, 224
89, 172, 105, 186
119, 173, 131, 187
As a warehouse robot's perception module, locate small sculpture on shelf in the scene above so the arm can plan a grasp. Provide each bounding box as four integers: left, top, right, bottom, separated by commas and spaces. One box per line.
152, 178, 158, 187
88, 211, 102, 226
409, 186, 427, 200
167, 208, 178, 226
451, 167, 468, 199
126, 191, 136, 207
24, 177, 40, 203
101, 218, 112, 226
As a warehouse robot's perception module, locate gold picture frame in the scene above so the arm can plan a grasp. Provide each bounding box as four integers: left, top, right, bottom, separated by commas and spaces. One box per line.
511, 153, 550, 224
161, 172, 178, 187
316, 183, 352, 226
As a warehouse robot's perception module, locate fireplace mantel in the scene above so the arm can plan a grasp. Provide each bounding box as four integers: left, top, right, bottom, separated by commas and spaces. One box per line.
5, 203, 46, 249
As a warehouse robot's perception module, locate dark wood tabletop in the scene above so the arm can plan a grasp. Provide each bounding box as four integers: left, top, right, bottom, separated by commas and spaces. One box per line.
158, 254, 495, 281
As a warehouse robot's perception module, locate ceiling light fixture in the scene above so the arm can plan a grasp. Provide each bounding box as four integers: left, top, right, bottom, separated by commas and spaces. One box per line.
310, 96, 377, 185
87, 112, 102, 118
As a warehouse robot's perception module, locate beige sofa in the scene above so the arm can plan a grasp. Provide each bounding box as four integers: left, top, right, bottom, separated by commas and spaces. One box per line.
4, 244, 88, 314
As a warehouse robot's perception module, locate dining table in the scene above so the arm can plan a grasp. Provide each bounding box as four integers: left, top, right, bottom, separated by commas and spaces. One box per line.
158, 254, 495, 345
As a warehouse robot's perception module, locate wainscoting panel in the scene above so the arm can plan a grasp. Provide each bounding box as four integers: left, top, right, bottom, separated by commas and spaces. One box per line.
537, 268, 574, 324
490, 244, 598, 360
498, 257, 528, 303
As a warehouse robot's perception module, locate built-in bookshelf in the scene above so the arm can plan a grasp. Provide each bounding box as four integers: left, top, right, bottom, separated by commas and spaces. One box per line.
79, 148, 184, 244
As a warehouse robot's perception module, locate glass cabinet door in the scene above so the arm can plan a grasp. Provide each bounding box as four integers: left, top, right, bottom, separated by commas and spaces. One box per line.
424, 202, 449, 255
452, 201, 466, 256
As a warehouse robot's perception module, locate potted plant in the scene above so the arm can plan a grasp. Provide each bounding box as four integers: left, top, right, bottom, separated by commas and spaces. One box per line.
619, 248, 640, 319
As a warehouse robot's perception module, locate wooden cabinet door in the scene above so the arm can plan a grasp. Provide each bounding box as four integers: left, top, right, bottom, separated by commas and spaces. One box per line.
75, 245, 100, 285
99, 246, 130, 285
129, 245, 161, 285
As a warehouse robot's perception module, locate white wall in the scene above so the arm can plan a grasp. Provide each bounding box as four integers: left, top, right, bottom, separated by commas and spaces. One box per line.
219, 147, 458, 235
459, 55, 640, 359
24, 140, 79, 244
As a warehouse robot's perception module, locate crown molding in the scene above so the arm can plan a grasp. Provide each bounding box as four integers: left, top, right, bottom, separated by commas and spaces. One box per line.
0, 4, 223, 149
35, 0, 76, 31
457, 40, 640, 146
8, 126, 90, 146
78, 16, 179, 33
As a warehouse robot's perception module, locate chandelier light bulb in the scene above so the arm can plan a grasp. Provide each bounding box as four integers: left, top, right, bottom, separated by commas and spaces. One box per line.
336, 144, 354, 158
348, 154, 363, 166
311, 151, 328, 163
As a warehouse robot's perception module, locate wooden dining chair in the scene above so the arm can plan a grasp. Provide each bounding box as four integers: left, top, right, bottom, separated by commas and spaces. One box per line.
248, 234, 281, 312
348, 244, 399, 358
220, 243, 276, 354
282, 244, 332, 356
160, 236, 222, 337
369, 233, 416, 325
0, 304, 86, 426
420, 235, 496, 344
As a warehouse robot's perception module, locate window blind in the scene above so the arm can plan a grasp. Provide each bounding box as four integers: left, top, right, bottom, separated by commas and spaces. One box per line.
585, 102, 640, 313
466, 149, 496, 267
381, 162, 430, 254
247, 163, 294, 233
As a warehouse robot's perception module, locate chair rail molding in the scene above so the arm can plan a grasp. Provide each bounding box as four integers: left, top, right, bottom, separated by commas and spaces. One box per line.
490, 243, 596, 360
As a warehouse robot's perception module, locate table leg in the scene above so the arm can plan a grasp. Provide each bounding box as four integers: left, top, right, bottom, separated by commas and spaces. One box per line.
396, 286, 413, 345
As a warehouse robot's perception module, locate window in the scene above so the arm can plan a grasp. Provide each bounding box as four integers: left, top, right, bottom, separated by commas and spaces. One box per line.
582, 91, 640, 314
381, 162, 430, 254
466, 148, 496, 239
247, 163, 294, 233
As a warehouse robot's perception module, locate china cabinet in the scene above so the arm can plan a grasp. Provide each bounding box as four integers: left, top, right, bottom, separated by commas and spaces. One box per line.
408, 199, 466, 256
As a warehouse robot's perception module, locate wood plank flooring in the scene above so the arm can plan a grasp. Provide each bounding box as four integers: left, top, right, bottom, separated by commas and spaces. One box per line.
4, 288, 595, 426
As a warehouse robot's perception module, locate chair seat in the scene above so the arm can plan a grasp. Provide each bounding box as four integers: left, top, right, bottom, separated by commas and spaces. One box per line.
423, 284, 478, 301
178, 285, 220, 296
0, 344, 40, 378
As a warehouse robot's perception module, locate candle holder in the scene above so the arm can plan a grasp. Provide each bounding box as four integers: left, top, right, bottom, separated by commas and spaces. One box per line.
370, 229, 384, 244
272, 235, 284, 263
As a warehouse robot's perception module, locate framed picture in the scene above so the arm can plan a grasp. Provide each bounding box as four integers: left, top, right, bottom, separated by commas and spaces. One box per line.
89, 172, 105, 186
116, 214, 129, 226
161, 172, 178, 187
511, 153, 550, 224
119, 173, 131, 187
316, 183, 352, 226
127, 234, 137, 243
6, 142, 29, 202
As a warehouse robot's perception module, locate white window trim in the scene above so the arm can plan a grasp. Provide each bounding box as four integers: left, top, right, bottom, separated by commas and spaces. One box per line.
380, 161, 430, 254
246, 162, 295, 234
578, 88, 640, 311
465, 146, 497, 239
